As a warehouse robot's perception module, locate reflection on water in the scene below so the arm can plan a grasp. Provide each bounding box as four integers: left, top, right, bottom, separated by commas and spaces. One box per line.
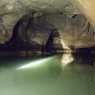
0, 52, 94, 95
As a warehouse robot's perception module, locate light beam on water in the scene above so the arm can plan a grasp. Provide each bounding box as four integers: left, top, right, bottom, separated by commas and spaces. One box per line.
16, 57, 54, 70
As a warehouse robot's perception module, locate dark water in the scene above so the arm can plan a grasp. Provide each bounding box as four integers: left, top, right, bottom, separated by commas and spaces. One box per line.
0, 54, 94, 95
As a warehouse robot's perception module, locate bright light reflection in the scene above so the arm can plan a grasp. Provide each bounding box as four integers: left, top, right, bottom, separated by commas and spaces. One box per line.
60, 39, 74, 66
76, 0, 95, 25
60, 39, 70, 50
61, 54, 74, 66
16, 57, 53, 70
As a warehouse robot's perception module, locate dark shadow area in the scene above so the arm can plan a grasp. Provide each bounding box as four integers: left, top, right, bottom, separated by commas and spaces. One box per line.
0, 12, 59, 57
74, 47, 95, 65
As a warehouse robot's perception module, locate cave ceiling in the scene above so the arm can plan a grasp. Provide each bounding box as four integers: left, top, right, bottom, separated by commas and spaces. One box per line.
0, 0, 95, 48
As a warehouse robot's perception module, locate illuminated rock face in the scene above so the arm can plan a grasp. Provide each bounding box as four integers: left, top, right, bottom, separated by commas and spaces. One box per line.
0, 0, 95, 49
0, 0, 77, 44
53, 14, 95, 48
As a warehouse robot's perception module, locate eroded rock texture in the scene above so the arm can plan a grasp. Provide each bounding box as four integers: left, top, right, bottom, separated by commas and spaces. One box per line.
0, 0, 95, 49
